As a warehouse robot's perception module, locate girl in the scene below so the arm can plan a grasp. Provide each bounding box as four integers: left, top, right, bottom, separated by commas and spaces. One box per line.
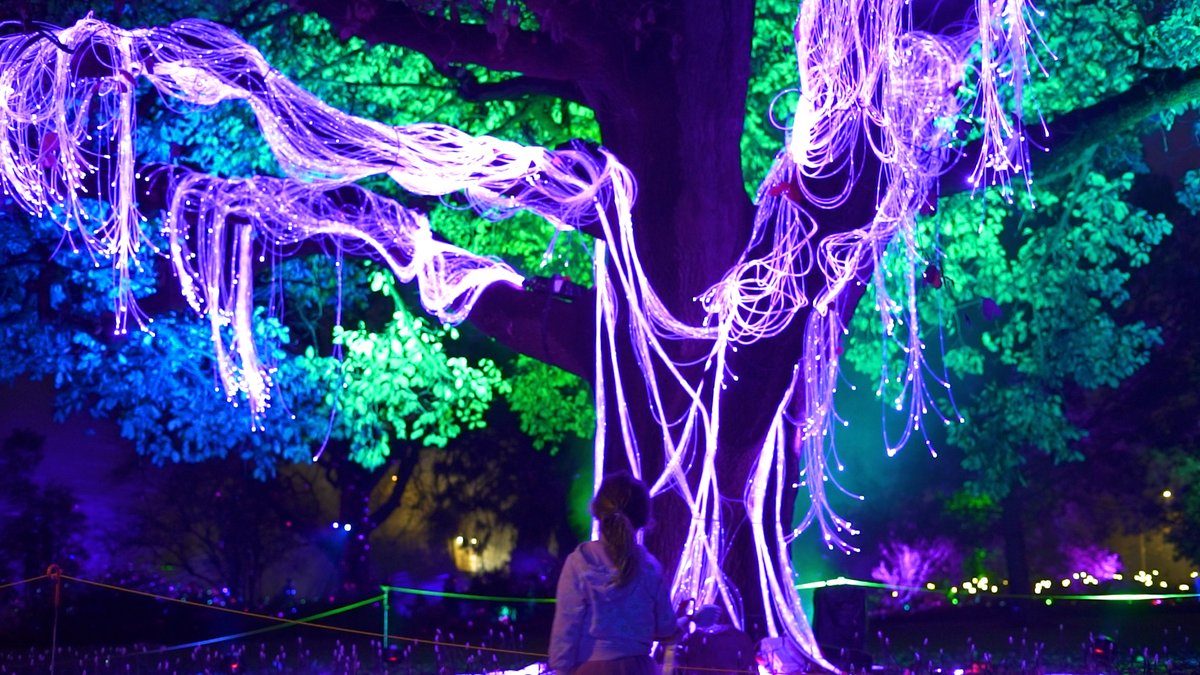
549, 472, 680, 674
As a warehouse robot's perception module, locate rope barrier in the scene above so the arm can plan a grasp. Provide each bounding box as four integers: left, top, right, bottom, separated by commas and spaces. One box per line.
382, 584, 555, 604
18, 569, 1197, 669
60, 574, 376, 626
0, 572, 993, 673
8, 566, 1196, 675
0, 573, 48, 591
18, 573, 759, 671
57, 574, 550, 660
98, 594, 386, 662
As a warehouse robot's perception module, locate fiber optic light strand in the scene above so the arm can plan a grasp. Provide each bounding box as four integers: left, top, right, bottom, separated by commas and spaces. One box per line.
0, 3, 1038, 667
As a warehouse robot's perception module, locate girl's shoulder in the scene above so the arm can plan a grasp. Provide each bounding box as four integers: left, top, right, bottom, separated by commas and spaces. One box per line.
636, 544, 665, 575
576, 540, 614, 568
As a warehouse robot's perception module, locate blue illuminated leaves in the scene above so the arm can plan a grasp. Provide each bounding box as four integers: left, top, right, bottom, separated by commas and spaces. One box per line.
1178, 169, 1200, 216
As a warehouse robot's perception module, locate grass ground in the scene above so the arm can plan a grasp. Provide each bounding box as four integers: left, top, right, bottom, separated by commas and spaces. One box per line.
862, 599, 1200, 673
2, 597, 1198, 673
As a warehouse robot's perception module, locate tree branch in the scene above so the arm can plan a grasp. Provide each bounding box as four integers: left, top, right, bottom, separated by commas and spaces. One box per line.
936, 64, 1200, 195
32, 30, 597, 382
289, 0, 591, 83
1035, 65, 1200, 183
433, 63, 585, 104
466, 281, 594, 380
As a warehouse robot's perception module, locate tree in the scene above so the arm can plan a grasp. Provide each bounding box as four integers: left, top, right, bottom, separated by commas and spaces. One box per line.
125, 454, 318, 605
845, 175, 1174, 591
0, 430, 87, 580
3, 0, 1200, 663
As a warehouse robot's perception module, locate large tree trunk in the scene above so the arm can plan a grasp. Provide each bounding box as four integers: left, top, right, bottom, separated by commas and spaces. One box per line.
325, 447, 422, 595
574, 0, 778, 628
1001, 485, 1031, 596
573, 0, 884, 634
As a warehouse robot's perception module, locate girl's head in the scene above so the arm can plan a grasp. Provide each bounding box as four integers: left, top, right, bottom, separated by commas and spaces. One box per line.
592, 472, 651, 586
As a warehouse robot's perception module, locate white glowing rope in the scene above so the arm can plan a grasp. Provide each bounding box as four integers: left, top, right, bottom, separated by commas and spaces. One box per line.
746, 375, 835, 672
0, 5, 1039, 667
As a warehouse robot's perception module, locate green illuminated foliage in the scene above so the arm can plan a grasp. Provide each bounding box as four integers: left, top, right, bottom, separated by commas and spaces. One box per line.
503, 355, 594, 453
295, 270, 507, 470
943, 490, 1001, 531
837, 0, 1195, 506
1030, 0, 1200, 118
743, 0, 796, 194
846, 169, 1172, 499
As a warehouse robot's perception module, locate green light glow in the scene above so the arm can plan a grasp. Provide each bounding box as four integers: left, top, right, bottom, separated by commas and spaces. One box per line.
795, 577, 1200, 603
1056, 592, 1197, 602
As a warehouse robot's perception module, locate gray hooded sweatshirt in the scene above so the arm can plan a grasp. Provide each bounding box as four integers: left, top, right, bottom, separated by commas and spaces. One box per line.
549, 541, 678, 673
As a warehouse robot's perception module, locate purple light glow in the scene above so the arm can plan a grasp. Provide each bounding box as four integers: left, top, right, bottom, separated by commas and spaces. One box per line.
871, 539, 961, 604
0, 4, 1038, 666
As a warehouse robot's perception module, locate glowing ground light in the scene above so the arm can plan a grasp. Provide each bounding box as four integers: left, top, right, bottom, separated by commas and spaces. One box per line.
0, 0, 1040, 665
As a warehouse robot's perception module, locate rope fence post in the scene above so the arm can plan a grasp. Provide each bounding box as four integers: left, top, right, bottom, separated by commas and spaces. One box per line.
46, 564, 63, 675
381, 585, 390, 657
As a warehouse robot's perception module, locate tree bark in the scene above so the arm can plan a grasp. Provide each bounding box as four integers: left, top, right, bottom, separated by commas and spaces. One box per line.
1001, 485, 1031, 596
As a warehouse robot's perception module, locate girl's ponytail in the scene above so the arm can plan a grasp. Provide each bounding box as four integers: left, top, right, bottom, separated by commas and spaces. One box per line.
592, 472, 651, 587
600, 510, 637, 586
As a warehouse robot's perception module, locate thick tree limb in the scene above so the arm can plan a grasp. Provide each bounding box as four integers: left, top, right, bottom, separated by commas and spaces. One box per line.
1034, 65, 1200, 183
290, 0, 591, 83
434, 63, 585, 104
466, 282, 594, 380
937, 64, 1200, 195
